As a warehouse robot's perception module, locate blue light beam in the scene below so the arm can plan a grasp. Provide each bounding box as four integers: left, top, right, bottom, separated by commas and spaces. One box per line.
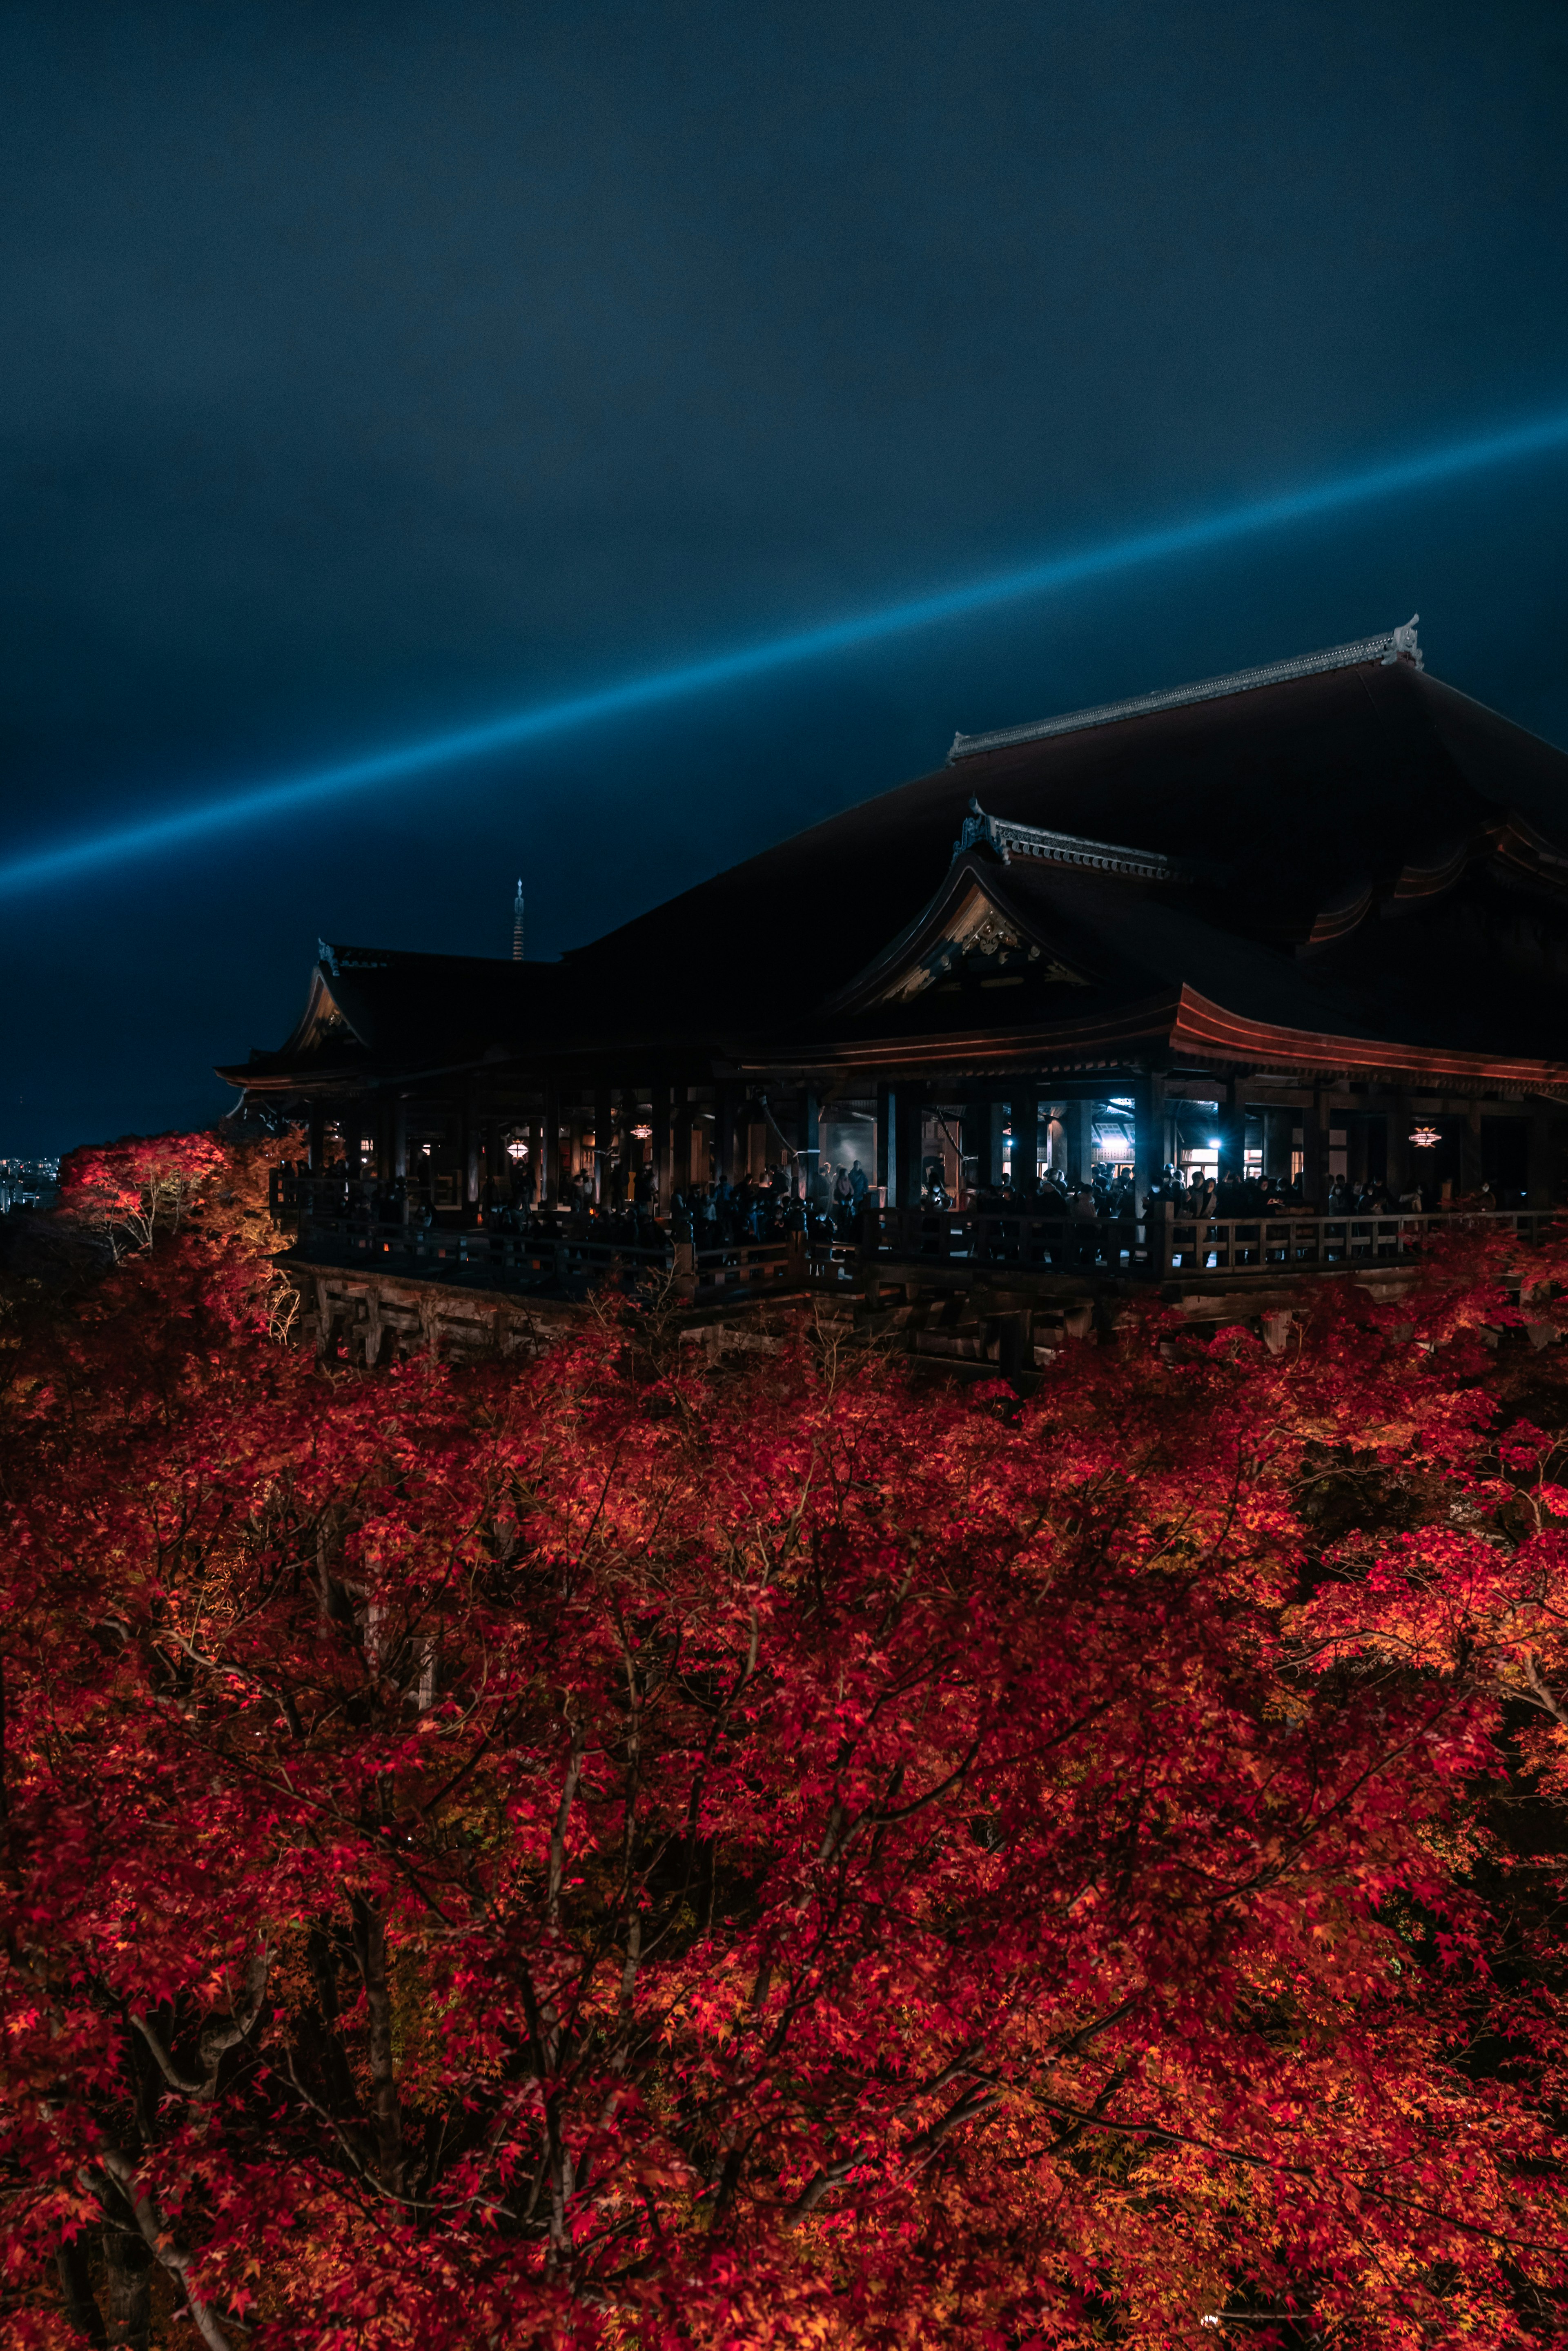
6, 404, 1568, 901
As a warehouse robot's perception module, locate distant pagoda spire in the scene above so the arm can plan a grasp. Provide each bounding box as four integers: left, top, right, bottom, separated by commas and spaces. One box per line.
512, 879, 526, 963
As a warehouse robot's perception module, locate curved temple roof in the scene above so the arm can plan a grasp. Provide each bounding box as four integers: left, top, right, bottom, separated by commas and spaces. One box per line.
222, 621, 1568, 1099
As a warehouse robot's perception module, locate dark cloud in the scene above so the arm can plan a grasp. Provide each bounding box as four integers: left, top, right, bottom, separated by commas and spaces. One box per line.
2, 0, 1568, 1149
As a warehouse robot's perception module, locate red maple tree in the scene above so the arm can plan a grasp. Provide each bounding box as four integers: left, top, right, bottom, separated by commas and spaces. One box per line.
1, 1134, 1566, 2346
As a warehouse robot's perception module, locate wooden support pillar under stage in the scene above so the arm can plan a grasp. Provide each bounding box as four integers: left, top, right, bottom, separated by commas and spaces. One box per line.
392, 1096, 408, 1181
344, 1119, 362, 1179
306, 1105, 325, 1172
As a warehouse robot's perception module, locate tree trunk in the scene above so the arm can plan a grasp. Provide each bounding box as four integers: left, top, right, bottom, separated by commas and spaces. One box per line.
100, 2209, 152, 2350
350, 1894, 403, 2197
55, 2231, 106, 2346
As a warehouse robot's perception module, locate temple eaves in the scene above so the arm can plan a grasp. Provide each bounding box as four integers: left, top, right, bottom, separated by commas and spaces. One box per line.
953, 798, 1186, 882
947, 616, 1423, 763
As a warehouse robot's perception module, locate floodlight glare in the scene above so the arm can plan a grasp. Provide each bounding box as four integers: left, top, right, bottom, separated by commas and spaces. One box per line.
4, 403, 1568, 901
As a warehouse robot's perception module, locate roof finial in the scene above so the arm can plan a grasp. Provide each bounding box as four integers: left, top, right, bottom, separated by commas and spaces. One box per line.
1385, 614, 1422, 669
512, 879, 526, 963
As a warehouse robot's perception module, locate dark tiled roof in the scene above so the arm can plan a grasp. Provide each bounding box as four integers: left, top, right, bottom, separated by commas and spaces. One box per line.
223, 646, 1568, 1087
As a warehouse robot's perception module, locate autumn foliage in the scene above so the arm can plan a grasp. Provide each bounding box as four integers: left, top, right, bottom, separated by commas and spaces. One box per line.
2, 1134, 1568, 2347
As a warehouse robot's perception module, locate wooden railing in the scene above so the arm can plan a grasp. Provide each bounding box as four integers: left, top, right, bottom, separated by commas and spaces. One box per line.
861, 1204, 1155, 1275
271, 1173, 858, 1306
272, 1175, 1559, 1298
858, 1201, 1559, 1280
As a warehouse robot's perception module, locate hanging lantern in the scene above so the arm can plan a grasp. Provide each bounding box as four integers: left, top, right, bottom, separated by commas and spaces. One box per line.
631, 1123, 653, 1141
1408, 1125, 1441, 1150
506, 1139, 529, 1161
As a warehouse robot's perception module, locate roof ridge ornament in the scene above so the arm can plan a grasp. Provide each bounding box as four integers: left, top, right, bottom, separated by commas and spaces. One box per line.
954, 796, 1185, 881
948, 616, 1425, 763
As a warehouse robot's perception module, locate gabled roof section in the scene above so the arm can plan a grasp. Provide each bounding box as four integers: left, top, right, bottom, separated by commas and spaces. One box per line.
948, 616, 1423, 762
829, 856, 1091, 1017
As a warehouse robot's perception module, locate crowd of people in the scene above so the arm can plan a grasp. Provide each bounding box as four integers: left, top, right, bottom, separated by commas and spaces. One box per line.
286, 1148, 1497, 1256
964, 1161, 1492, 1219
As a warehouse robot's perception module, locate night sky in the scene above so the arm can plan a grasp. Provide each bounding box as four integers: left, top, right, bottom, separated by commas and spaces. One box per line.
5, 1, 1568, 1155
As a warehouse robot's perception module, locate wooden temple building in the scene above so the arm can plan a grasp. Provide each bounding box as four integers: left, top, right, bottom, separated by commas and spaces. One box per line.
223, 617, 1568, 1335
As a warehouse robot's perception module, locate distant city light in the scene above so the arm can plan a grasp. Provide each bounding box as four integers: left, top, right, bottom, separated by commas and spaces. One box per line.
2, 405, 1568, 899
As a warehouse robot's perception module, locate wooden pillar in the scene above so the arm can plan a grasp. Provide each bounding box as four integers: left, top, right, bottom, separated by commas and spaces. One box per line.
306, 1104, 325, 1172
675, 1089, 695, 1193
895, 1086, 924, 1208
344, 1116, 362, 1179
1216, 1081, 1246, 1184
392, 1095, 408, 1181
461, 1087, 480, 1211
876, 1082, 895, 1201
1066, 1099, 1094, 1188
1132, 1071, 1165, 1210
651, 1084, 673, 1210
970, 1096, 1005, 1188
593, 1085, 612, 1204
1388, 1096, 1411, 1199
541, 1084, 561, 1208
1460, 1102, 1484, 1198
1528, 1110, 1552, 1210
797, 1088, 821, 1202
1300, 1088, 1330, 1208
1263, 1107, 1290, 1183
